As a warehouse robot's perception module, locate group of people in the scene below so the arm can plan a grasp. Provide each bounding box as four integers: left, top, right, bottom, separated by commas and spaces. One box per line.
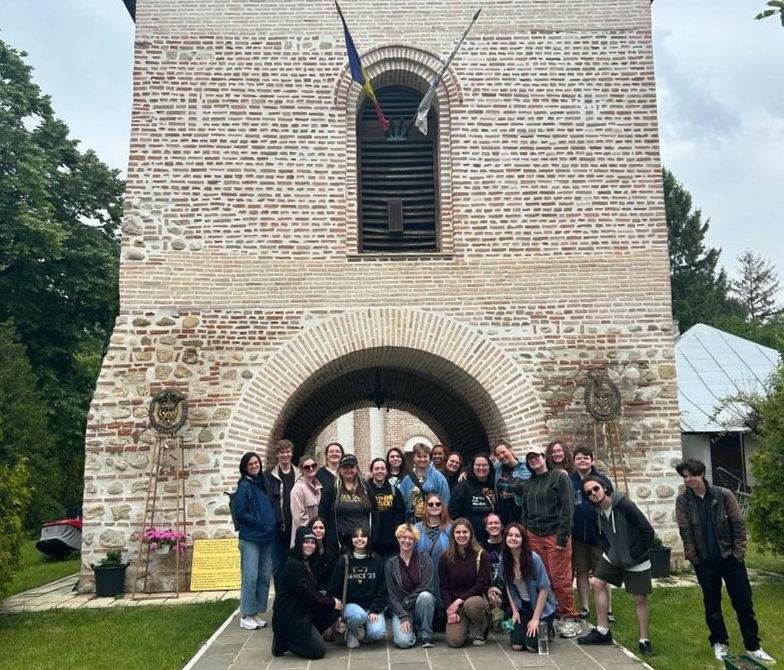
232, 439, 775, 664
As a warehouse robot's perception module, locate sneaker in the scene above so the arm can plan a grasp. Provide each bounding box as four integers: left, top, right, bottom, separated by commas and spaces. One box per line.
240, 616, 259, 630
577, 628, 613, 645
420, 637, 434, 649
747, 648, 776, 664
559, 620, 582, 638
346, 631, 360, 649
473, 630, 488, 645
714, 643, 729, 661
254, 615, 267, 628
639, 640, 654, 657
607, 611, 617, 624
578, 608, 590, 621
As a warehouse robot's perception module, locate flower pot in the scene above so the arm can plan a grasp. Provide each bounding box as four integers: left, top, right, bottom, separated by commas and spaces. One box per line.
156, 544, 171, 555
649, 546, 672, 578
724, 654, 770, 670
92, 563, 128, 597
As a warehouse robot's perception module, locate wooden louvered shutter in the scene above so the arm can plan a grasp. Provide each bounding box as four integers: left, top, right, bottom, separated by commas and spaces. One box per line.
358, 86, 438, 253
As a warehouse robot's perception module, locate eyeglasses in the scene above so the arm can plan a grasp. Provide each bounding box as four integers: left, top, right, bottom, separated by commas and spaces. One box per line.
585, 486, 602, 495
426, 502, 442, 508
301, 463, 317, 470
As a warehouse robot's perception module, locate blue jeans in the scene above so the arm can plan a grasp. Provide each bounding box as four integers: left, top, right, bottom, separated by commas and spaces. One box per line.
343, 603, 387, 642
392, 591, 435, 648
239, 539, 272, 616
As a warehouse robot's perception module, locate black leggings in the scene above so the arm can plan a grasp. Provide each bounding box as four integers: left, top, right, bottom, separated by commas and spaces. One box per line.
276, 625, 327, 659
509, 606, 556, 652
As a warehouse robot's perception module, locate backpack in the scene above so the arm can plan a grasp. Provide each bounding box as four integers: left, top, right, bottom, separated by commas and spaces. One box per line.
226, 477, 251, 532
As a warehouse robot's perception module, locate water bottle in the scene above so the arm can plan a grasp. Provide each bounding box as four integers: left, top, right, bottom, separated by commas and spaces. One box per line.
538, 621, 549, 655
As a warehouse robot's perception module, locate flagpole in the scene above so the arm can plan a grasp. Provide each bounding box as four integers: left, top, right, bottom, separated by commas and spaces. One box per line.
414, 8, 481, 136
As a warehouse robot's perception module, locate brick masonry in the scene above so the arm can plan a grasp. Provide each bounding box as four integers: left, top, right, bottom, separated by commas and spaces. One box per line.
79, 0, 683, 592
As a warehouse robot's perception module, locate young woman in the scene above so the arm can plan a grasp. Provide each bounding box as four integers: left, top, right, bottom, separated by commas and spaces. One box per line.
289, 455, 323, 546
501, 522, 558, 653
386, 447, 409, 490
327, 525, 388, 648
271, 527, 344, 659
398, 443, 450, 522
367, 458, 406, 561
444, 452, 464, 494
547, 439, 575, 474
448, 454, 498, 543
318, 453, 379, 554
315, 442, 345, 488
235, 452, 279, 630
438, 518, 491, 648
385, 523, 436, 649
430, 444, 450, 473
307, 516, 337, 594
415, 493, 452, 612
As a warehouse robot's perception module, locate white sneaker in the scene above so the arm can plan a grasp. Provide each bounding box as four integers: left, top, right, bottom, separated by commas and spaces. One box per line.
559, 620, 582, 638
714, 643, 729, 660
747, 648, 776, 664
346, 631, 360, 649
240, 616, 259, 630
254, 615, 267, 628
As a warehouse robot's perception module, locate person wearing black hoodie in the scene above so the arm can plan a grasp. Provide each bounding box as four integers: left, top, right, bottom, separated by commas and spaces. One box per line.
576, 475, 655, 658
448, 453, 497, 543
367, 458, 406, 561
272, 526, 344, 659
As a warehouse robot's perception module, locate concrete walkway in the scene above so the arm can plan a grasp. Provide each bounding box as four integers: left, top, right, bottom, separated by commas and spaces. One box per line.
2, 574, 660, 670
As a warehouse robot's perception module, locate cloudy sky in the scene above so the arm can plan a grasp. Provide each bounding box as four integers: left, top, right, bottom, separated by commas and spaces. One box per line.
2, 0, 783, 281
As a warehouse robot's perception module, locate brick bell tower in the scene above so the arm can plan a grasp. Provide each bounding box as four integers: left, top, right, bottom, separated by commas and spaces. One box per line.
80, 0, 682, 591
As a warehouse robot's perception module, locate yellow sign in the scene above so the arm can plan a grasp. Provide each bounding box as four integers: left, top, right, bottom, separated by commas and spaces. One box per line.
190, 539, 241, 591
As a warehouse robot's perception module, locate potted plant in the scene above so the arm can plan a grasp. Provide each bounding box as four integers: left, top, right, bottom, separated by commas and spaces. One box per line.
91, 549, 129, 597
649, 535, 672, 578
141, 527, 187, 555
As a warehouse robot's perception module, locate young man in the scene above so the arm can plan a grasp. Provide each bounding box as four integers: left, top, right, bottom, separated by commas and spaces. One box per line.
576, 476, 655, 657
510, 445, 580, 634
675, 459, 775, 663
570, 445, 614, 622
267, 439, 300, 589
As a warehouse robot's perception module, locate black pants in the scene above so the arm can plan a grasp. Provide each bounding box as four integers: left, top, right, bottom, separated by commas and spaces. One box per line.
695, 555, 760, 651
509, 602, 556, 652
275, 625, 327, 659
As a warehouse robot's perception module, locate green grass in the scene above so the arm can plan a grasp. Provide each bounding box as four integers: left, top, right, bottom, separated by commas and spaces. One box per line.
0, 600, 239, 670
607, 582, 783, 670
746, 540, 784, 575
7, 541, 80, 596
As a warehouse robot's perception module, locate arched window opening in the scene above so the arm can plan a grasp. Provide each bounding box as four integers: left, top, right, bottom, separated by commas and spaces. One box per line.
357, 85, 439, 253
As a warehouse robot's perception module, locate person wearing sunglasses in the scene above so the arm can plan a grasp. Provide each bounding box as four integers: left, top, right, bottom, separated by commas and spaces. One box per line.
415, 493, 452, 628
290, 455, 323, 546
577, 475, 655, 658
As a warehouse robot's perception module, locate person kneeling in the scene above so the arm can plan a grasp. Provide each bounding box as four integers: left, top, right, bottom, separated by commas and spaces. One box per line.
271, 527, 343, 659
328, 525, 388, 648
502, 522, 558, 652
385, 523, 436, 648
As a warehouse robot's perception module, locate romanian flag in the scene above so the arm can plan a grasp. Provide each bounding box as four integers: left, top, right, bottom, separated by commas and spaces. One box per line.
335, 1, 389, 132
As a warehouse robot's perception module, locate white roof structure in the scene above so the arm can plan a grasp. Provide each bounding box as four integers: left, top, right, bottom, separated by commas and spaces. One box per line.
675, 323, 781, 433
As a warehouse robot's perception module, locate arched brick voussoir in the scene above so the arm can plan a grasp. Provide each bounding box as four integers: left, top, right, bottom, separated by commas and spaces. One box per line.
224, 308, 547, 456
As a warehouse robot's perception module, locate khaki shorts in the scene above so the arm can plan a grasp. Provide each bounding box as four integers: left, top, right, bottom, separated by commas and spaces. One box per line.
572, 540, 601, 574
594, 557, 652, 595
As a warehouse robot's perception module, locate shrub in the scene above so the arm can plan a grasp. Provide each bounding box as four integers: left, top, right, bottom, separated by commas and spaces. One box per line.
0, 459, 32, 599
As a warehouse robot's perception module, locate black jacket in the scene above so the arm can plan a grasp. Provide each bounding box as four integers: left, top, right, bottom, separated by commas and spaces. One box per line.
448, 473, 497, 543
272, 554, 338, 639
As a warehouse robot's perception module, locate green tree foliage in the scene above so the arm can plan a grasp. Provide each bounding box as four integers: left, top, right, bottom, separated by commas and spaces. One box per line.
749, 365, 784, 555
730, 250, 782, 322
663, 168, 738, 332
0, 40, 124, 525
756, 1, 784, 26
0, 458, 31, 600
0, 322, 61, 526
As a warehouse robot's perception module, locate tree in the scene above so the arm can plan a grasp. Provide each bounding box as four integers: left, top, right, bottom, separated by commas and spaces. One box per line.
748, 364, 784, 555
0, 39, 124, 525
756, 1, 784, 26
663, 168, 738, 332
730, 251, 782, 322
